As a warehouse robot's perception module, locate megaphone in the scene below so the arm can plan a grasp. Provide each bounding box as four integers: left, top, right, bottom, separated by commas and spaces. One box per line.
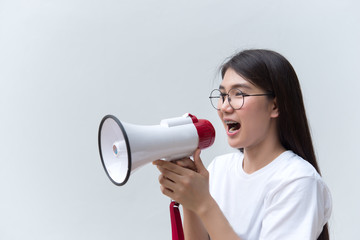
98, 113, 216, 186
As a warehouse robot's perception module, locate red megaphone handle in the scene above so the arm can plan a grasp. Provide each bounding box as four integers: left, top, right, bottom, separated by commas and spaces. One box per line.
170, 201, 185, 240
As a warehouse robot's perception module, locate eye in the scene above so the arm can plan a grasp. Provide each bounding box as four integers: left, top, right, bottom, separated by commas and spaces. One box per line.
230, 89, 244, 98
220, 93, 227, 102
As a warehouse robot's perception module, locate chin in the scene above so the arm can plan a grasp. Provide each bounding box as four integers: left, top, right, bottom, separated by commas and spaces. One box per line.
227, 138, 244, 149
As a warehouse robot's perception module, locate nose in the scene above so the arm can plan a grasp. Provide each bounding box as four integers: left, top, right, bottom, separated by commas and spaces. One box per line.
220, 95, 233, 112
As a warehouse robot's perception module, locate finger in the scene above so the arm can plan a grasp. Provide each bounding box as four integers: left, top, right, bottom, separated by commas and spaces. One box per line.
159, 185, 175, 199
193, 149, 206, 173
173, 158, 197, 171
157, 165, 182, 183
154, 159, 190, 175
158, 173, 177, 189
152, 159, 165, 165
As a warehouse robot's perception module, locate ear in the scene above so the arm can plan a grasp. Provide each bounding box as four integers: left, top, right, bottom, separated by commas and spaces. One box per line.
270, 97, 279, 118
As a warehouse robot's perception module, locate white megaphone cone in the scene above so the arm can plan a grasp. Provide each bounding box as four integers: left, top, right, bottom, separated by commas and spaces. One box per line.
98, 113, 216, 186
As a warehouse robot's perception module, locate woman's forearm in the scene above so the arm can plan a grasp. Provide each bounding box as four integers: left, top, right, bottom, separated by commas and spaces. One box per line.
183, 208, 209, 240
196, 197, 242, 240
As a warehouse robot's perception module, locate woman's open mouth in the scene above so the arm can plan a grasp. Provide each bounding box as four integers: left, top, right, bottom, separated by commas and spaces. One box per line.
225, 120, 241, 135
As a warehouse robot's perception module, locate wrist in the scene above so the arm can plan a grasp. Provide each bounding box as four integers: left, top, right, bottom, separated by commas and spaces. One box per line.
196, 196, 217, 218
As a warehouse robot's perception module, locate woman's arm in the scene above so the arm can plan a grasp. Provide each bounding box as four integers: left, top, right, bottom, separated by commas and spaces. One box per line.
172, 158, 209, 240
183, 208, 209, 240
153, 150, 241, 240
195, 197, 241, 240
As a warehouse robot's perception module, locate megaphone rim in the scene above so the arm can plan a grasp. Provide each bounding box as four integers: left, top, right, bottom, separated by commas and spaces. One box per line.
98, 114, 132, 186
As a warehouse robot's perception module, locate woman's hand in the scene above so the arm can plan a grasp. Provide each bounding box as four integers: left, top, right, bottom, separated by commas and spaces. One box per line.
154, 150, 241, 240
153, 149, 212, 215
172, 157, 197, 172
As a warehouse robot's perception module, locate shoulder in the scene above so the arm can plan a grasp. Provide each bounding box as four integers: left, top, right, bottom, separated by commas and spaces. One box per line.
265, 151, 332, 215
261, 152, 332, 238
273, 151, 321, 180
263, 151, 332, 206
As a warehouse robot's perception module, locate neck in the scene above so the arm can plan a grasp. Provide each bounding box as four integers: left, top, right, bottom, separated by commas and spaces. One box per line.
242, 122, 286, 174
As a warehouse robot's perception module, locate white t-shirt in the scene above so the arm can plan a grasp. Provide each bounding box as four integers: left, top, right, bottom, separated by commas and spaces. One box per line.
208, 150, 332, 240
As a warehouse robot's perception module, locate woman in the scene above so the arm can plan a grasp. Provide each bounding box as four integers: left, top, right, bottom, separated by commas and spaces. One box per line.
153, 49, 332, 240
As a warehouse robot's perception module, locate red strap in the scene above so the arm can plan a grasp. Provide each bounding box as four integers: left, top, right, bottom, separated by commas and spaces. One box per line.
170, 201, 184, 240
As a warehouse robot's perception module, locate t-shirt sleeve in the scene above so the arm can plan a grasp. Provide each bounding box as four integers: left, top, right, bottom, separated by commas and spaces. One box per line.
260, 176, 332, 240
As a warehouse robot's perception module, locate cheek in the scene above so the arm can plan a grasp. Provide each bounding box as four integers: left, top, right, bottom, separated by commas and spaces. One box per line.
240, 104, 272, 132
242, 98, 272, 117
217, 110, 222, 119
217, 111, 230, 131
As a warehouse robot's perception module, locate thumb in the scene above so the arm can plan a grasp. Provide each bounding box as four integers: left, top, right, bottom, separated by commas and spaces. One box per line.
193, 149, 206, 173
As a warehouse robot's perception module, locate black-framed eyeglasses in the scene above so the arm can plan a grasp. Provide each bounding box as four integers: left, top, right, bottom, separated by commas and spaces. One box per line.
209, 88, 274, 110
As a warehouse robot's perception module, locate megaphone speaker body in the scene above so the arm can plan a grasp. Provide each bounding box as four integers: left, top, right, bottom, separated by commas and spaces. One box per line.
98, 113, 215, 186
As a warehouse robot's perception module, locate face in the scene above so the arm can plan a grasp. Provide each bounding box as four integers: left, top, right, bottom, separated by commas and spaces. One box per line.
218, 68, 278, 150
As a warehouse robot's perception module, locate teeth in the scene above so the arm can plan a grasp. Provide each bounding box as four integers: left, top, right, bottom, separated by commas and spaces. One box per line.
229, 126, 239, 132
225, 120, 238, 124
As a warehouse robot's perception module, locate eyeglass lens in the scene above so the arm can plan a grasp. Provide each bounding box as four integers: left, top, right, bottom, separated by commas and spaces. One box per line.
210, 89, 245, 110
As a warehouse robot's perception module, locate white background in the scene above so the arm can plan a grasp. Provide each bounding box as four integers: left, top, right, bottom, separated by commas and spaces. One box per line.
0, 0, 359, 239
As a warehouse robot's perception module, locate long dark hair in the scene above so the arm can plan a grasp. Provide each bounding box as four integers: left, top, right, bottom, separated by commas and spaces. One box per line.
220, 49, 329, 240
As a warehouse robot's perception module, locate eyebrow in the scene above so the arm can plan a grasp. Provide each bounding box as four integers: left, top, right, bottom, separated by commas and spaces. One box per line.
219, 83, 253, 91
